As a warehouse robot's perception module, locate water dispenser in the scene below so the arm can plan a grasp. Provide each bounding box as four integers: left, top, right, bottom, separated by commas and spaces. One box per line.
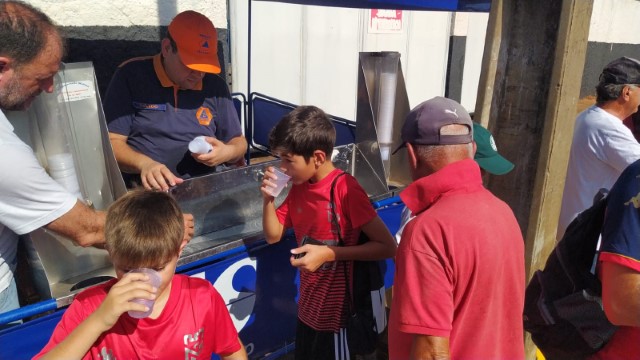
6, 62, 126, 302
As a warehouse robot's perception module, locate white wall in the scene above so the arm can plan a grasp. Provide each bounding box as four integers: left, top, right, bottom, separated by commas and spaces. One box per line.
23, 0, 640, 120
589, 0, 640, 44
459, 13, 488, 112
230, 2, 457, 120
397, 11, 452, 109
25, 1, 227, 28
229, 0, 640, 120
22, 0, 485, 119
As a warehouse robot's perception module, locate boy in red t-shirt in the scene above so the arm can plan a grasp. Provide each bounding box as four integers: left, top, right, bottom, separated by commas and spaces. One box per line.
35, 190, 247, 360
260, 105, 397, 359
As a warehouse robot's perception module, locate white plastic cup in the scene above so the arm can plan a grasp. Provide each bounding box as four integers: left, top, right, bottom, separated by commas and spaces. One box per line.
267, 167, 291, 197
188, 136, 213, 154
47, 153, 75, 171
53, 174, 82, 198
127, 268, 162, 319
49, 164, 82, 199
49, 167, 77, 180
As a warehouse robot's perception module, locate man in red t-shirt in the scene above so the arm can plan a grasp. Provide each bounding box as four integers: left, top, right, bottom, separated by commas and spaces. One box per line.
260, 105, 397, 359
388, 97, 525, 359
35, 191, 246, 360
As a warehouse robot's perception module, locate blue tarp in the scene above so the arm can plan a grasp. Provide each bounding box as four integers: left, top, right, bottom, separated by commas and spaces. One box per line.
256, 0, 490, 12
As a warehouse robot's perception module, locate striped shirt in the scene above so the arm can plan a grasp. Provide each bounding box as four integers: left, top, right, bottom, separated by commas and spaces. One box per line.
277, 169, 376, 332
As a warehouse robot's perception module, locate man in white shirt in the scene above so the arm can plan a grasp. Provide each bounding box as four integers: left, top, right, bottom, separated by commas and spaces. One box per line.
0, 1, 107, 315
0, 2, 196, 318
558, 57, 640, 239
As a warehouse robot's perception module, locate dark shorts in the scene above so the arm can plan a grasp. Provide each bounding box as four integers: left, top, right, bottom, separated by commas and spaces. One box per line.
295, 319, 355, 360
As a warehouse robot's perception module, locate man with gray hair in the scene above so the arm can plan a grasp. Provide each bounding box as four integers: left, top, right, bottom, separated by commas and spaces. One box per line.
558, 57, 640, 239
388, 97, 525, 359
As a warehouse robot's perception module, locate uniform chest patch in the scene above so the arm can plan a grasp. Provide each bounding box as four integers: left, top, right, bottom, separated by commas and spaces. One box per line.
196, 107, 213, 126
132, 102, 166, 111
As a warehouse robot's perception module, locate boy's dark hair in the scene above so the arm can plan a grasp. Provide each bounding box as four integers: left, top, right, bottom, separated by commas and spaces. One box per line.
268, 105, 336, 161
105, 190, 184, 269
0, 1, 61, 68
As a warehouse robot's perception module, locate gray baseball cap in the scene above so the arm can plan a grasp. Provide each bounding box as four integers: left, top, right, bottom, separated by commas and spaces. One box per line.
599, 57, 640, 85
394, 97, 472, 154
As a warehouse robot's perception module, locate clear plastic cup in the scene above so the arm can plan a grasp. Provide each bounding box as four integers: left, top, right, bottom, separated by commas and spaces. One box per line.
188, 136, 213, 154
127, 268, 161, 319
267, 167, 291, 197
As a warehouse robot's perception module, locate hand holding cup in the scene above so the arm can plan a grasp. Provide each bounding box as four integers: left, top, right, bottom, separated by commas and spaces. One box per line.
127, 268, 161, 319
263, 167, 291, 197
188, 136, 213, 154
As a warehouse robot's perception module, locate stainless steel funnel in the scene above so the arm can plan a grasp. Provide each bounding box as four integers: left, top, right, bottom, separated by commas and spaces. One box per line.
353, 52, 411, 197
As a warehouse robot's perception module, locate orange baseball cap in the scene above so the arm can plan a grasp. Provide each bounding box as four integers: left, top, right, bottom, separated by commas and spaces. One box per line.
168, 10, 220, 74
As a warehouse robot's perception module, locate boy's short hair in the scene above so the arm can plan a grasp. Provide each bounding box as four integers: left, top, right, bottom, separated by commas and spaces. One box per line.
105, 190, 184, 268
268, 105, 336, 160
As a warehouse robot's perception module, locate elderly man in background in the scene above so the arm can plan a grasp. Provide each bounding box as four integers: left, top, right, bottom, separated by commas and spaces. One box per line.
388, 97, 525, 359
558, 57, 640, 239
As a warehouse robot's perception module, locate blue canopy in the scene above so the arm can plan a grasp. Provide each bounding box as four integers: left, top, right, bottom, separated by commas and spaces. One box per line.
255, 0, 490, 12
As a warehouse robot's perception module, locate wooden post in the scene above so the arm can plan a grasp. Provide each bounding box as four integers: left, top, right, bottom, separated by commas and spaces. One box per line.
476, 0, 593, 359
473, 0, 502, 128
523, 1, 594, 357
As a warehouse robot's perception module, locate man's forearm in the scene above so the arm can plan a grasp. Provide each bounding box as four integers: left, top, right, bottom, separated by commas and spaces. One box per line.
225, 136, 248, 164
262, 200, 283, 244
109, 134, 154, 174
46, 201, 106, 247
411, 334, 450, 360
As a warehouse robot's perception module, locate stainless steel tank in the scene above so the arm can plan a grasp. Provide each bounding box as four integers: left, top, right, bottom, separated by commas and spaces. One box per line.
6, 62, 126, 302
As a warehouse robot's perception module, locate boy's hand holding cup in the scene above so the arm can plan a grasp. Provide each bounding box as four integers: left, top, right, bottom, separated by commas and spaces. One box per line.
261, 166, 291, 198
127, 268, 162, 319
94, 268, 160, 329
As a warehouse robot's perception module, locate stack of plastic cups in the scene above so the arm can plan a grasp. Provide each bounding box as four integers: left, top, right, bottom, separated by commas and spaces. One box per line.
47, 153, 82, 199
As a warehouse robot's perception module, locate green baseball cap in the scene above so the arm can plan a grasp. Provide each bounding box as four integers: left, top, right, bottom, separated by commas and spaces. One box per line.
473, 123, 514, 175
